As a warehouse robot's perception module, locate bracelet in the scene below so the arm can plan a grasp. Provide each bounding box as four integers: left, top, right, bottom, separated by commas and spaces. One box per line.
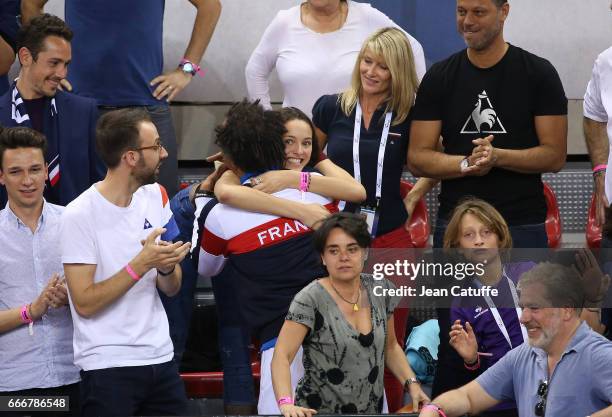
464, 355, 481, 371
20, 304, 33, 324
593, 164, 607, 176
422, 404, 447, 417
125, 264, 141, 281
277, 397, 294, 407
157, 266, 176, 276
300, 172, 311, 193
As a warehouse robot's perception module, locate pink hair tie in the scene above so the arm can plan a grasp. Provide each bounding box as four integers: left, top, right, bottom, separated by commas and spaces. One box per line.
277, 397, 294, 407
422, 404, 448, 417
125, 264, 141, 281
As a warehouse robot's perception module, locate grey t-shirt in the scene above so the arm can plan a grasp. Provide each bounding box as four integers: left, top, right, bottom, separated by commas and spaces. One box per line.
286, 275, 400, 413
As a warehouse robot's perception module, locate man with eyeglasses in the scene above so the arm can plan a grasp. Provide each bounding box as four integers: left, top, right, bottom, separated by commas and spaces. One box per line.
419, 262, 612, 417
60, 108, 192, 416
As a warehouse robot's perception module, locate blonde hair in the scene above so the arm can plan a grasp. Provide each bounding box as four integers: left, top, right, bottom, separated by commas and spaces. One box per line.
443, 198, 513, 250
339, 27, 418, 125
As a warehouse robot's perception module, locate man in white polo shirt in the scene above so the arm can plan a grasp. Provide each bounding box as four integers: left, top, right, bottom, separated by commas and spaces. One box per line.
60, 108, 191, 416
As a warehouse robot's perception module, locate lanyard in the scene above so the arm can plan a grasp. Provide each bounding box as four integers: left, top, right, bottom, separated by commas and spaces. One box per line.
476, 269, 528, 349
352, 102, 393, 201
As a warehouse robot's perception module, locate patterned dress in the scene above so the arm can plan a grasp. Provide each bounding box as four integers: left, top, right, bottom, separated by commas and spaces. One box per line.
286, 275, 400, 413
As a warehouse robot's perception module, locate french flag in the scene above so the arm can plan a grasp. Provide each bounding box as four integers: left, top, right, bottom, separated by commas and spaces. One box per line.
48, 155, 60, 187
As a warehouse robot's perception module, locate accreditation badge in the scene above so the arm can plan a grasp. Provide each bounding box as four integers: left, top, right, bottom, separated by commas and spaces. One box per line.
358, 201, 380, 238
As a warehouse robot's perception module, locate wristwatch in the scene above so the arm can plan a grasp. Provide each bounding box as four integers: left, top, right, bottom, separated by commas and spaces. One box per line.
179, 58, 204, 77
179, 61, 197, 76
403, 377, 419, 391
460, 157, 470, 173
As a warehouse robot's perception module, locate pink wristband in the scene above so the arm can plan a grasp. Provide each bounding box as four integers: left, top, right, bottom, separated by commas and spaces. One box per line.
593, 164, 607, 174
125, 264, 141, 281
464, 355, 481, 371
422, 404, 447, 417
277, 397, 294, 407
20, 304, 32, 324
299, 172, 308, 192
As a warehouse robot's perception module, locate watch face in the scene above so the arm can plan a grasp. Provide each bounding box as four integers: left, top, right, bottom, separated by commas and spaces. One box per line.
182, 63, 194, 73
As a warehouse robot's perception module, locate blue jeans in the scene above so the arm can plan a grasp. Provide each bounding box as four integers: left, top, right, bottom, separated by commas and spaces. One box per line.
99, 105, 178, 197
79, 361, 187, 416
212, 268, 256, 406
433, 216, 548, 249
159, 187, 198, 361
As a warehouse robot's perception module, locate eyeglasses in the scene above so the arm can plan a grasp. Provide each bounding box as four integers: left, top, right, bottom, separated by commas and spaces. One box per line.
134, 142, 164, 153
534, 380, 548, 416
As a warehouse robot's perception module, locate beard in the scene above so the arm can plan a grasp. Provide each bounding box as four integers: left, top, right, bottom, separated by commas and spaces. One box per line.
134, 159, 160, 186
461, 21, 503, 51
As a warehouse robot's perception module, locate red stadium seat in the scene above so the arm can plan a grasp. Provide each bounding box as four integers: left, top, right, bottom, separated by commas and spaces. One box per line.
543, 182, 562, 249
586, 193, 602, 249
181, 343, 261, 398
399, 180, 430, 248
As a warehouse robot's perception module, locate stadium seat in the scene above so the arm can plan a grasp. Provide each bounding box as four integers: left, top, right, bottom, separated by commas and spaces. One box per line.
181, 343, 261, 398
399, 180, 430, 248
543, 182, 562, 249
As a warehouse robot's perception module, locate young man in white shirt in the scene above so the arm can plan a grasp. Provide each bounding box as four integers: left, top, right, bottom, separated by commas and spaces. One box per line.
60, 108, 191, 416
0, 126, 80, 417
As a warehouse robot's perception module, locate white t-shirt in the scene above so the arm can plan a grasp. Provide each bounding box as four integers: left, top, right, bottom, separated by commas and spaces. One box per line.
245, 0, 426, 117
60, 183, 174, 371
584, 46, 612, 202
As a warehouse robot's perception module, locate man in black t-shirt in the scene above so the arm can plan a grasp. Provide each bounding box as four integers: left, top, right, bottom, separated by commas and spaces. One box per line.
408, 0, 567, 249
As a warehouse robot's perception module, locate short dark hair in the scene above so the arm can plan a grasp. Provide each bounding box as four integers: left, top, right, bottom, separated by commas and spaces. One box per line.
215, 99, 286, 173
17, 14, 73, 61
96, 108, 152, 169
313, 212, 371, 254
0, 127, 47, 170
278, 107, 321, 168
491, 0, 508, 7
518, 262, 585, 312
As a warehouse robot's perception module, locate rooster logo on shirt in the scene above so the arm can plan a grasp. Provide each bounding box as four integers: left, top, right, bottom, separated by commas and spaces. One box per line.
460, 90, 507, 134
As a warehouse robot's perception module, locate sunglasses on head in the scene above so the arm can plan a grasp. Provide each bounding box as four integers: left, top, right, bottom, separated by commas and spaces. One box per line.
535, 380, 548, 416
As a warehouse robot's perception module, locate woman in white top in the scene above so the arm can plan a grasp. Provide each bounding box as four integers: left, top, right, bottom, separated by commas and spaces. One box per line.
245, 0, 426, 117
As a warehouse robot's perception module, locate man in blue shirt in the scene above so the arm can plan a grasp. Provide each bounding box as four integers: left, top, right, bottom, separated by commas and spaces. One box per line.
22, 0, 222, 198
418, 262, 612, 417
0, 126, 80, 416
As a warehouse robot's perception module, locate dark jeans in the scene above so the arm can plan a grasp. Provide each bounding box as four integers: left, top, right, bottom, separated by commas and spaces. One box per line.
159, 187, 198, 361
212, 268, 256, 406
79, 361, 187, 416
1, 383, 80, 417
99, 105, 178, 197
433, 216, 549, 249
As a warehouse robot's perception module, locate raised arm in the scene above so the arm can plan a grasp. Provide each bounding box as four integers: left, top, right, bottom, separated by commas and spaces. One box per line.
150, 0, 222, 102
65, 228, 189, 318
214, 171, 331, 228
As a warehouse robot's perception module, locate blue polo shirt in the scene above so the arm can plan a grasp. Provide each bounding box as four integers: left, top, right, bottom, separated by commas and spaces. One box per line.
477, 321, 612, 416
312, 94, 411, 237
65, 0, 166, 106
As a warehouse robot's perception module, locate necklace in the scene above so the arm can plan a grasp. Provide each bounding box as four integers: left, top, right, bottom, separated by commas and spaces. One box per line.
330, 279, 361, 312
302, 2, 346, 33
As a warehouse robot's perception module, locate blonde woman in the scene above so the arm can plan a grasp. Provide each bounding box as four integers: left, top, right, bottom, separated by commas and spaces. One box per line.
312, 27, 427, 410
